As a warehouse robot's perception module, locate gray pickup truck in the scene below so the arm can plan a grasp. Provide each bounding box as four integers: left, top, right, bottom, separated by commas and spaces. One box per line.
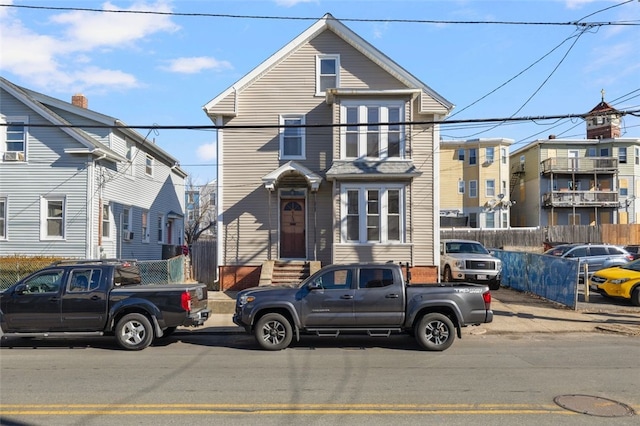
233, 263, 493, 351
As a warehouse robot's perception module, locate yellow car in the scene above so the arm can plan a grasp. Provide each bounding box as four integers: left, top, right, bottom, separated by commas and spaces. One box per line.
589, 260, 640, 306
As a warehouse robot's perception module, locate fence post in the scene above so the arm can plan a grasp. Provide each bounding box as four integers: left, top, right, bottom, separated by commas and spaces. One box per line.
584, 263, 589, 302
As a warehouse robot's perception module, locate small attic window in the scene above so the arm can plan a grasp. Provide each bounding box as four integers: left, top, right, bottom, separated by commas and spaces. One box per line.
316, 54, 340, 95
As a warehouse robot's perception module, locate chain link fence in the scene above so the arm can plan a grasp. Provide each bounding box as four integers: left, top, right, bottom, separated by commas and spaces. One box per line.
0, 255, 186, 290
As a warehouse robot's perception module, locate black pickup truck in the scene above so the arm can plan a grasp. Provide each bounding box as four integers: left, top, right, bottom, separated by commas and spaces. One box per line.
0, 260, 210, 350
234, 262, 493, 351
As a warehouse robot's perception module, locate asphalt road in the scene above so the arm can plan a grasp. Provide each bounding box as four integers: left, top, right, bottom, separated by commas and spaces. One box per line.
1, 331, 638, 425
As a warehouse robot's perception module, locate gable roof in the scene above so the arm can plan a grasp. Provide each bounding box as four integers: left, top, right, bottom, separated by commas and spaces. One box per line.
203, 13, 453, 116
1, 77, 187, 177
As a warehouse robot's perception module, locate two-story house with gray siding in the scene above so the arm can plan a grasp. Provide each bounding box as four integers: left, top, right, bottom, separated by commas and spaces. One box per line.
0, 77, 187, 260
203, 14, 453, 290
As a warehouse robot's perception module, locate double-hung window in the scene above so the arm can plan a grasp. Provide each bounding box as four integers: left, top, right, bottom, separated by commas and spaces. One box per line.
102, 204, 111, 239
458, 149, 465, 161
469, 181, 478, 198
141, 210, 149, 243
145, 155, 154, 176
0, 197, 6, 239
486, 179, 495, 197
2, 116, 27, 161
342, 185, 403, 243
316, 54, 340, 95
41, 196, 65, 239
485, 147, 494, 164
157, 214, 164, 243
469, 148, 477, 165
342, 101, 404, 159
279, 115, 305, 159
123, 206, 132, 241
619, 147, 627, 164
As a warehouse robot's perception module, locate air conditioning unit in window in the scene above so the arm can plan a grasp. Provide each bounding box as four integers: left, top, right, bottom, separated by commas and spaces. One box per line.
4, 151, 24, 161
123, 231, 134, 241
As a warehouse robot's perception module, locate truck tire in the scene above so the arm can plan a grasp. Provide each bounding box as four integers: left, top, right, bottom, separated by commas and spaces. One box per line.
443, 266, 453, 282
489, 279, 500, 291
632, 287, 640, 307
115, 313, 154, 350
255, 313, 292, 351
414, 313, 455, 351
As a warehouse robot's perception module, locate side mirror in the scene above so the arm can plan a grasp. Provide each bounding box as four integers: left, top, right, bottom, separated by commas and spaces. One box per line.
307, 281, 322, 291
14, 283, 27, 295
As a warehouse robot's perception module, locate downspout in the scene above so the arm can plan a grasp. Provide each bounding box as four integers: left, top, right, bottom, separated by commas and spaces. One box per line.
313, 190, 317, 261
268, 187, 272, 260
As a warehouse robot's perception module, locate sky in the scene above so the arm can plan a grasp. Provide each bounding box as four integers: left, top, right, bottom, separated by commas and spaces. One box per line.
1, 0, 639, 185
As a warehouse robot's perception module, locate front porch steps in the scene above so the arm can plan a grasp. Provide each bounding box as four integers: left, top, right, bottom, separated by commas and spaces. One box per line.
259, 260, 321, 286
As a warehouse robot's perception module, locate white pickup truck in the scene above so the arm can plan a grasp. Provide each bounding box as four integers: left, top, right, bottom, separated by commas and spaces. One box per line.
440, 239, 501, 290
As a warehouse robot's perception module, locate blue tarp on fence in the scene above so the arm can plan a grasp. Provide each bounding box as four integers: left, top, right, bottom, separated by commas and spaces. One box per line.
492, 250, 579, 309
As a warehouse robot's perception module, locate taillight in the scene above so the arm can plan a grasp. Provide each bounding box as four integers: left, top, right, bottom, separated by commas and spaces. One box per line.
483, 291, 491, 308
181, 291, 192, 311
626, 255, 634, 261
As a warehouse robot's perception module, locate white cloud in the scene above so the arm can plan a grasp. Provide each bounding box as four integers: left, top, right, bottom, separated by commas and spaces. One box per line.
274, 0, 318, 7
161, 57, 233, 74
0, 1, 178, 92
196, 143, 217, 161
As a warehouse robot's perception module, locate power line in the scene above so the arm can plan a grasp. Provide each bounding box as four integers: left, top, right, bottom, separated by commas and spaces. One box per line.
3, 109, 638, 130
2, 3, 639, 27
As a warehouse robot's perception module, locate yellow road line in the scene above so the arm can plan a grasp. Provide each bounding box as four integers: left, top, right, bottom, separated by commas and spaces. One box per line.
0, 403, 575, 416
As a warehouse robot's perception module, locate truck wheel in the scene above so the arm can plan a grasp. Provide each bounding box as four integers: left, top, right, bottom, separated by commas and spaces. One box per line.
443, 266, 453, 282
632, 287, 640, 307
415, 313, 455, 351
255, 313, 292, 351
115, 313, 154, 350
489, 279, 500, 291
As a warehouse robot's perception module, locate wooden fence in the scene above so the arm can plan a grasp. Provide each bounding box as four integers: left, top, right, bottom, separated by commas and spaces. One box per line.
442, 224, 640, 252
191, 239, 218, 289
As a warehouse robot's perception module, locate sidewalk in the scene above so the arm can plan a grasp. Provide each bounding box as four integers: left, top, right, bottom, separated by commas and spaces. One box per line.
189, 287, 640, 337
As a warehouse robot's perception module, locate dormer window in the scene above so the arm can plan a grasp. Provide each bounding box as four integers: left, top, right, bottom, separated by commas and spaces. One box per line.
316, 54, 340, 95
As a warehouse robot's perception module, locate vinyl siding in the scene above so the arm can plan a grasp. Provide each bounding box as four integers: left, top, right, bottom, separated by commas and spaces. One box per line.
1, 86, 185, 260
219, 28, 441, 267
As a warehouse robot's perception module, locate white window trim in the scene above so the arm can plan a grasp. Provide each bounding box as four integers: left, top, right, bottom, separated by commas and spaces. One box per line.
340, 184, 405, 244
279, 114, 306, 160
0, 196, 7, 240
485, 147, 494, 164
145, 154, 154, 177
102, 203, 112, 241
469, 180, 478, 198
122, 206, 133, 242
141, 210, 150, 243
157, 213, 165, 244
1, 115, 28, 162
40, 195, 66, 240
458, 180, 465, 194
486, 179, 496, 197
315, 54, 340, 96
340, 100, 405, 160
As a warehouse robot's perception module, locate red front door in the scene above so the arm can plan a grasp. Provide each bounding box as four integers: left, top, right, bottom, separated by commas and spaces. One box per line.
280, 199, 306, 258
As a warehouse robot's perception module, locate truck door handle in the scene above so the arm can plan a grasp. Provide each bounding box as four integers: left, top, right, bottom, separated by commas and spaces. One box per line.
386, 294, 399, 299
341, 295, 354, 299
90, 295, 100, 300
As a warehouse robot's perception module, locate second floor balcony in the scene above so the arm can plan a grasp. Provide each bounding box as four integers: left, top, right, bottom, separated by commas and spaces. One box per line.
542, 190, 619, 208
541, 157, 618, 175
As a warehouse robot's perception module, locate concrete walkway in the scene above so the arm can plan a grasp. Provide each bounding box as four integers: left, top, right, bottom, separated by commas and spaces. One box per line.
189, 287, 640, 337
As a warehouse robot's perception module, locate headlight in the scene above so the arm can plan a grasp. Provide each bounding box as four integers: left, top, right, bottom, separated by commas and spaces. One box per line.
455, 260, 464, 268
238, 294, 255, 306
610, 278, 629, 284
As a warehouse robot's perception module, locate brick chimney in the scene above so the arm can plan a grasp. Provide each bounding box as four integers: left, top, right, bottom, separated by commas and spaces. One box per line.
72, 94, 88, 109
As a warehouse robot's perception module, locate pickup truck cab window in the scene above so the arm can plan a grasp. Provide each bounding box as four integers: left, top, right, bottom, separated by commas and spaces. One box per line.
359, 268, 394, 288
311, 268, 352, 290
68, 269, 102, 293
22, 269, 63, 294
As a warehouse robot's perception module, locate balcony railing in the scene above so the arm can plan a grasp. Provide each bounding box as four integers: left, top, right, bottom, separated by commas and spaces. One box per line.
541, 157, 618, 174
542, 190, 619, 208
